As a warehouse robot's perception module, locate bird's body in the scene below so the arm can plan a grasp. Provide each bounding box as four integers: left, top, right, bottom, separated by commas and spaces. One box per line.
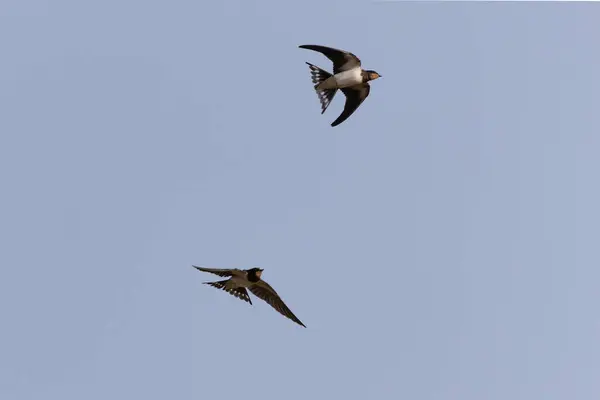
228, 274, 252, 288
193, 265, 306, 328
317, 68, 364, 90
299, 44, 381, 127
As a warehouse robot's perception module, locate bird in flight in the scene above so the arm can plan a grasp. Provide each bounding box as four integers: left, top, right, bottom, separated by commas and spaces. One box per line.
192, 266, 306, 328
299, 44, 382, 127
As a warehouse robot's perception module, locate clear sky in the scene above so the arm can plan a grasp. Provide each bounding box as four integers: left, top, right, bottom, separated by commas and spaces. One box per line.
1, 1, 599, 399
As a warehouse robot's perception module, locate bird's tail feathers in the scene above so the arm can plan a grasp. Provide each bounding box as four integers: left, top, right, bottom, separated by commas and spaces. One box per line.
203, 280, 253, 305
204, 280, 230, 290
306, 62, 332, 87
305, 62, 336, 114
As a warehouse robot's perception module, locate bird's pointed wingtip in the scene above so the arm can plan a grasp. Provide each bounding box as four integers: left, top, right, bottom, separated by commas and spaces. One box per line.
296, 318, 307, 328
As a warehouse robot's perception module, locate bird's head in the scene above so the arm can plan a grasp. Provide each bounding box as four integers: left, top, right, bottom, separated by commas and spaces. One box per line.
249, 267, 263, 278
366, 70, 382, 81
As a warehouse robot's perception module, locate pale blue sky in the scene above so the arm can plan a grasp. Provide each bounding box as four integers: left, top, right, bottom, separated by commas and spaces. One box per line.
1, 1, 599, 399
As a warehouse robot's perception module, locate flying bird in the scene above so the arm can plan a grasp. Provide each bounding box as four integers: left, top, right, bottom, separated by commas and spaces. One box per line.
193, 266, 306, 328
299, 44, 382, 127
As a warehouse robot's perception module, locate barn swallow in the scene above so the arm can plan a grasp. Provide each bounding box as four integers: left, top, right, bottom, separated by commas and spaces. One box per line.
192, 266, 306, 328
299, 44, 381, 127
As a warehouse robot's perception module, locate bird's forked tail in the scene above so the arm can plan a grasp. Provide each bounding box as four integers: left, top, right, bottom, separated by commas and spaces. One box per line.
305, 62, 336, 114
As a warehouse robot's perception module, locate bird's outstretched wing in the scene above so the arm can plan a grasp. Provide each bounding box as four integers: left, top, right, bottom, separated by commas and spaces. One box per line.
192, 265, 241, 277
249, 281, 306, 328
299, 44, 361, 73
331, 83, 371, 127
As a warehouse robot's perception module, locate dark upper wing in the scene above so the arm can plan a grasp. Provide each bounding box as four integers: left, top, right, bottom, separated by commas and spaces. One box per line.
331, 83, 371, 127
249, 281, 306, 328
204, 281, 252, 305
299, 44, 361, 73
192, 265, 238, 277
